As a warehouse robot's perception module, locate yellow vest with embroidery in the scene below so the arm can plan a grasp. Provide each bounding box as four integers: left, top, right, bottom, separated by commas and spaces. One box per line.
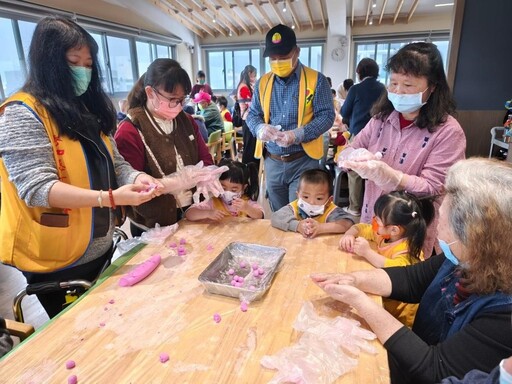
0, 92, 115, 272
211, 196, 250, 218
255, 66, 323, 159
289, 199, 338, 223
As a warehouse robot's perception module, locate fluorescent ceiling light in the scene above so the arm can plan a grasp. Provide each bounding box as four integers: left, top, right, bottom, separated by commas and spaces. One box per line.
435, 2, 454, 6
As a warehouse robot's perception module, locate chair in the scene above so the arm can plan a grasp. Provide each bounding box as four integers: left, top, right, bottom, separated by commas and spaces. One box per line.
5, 318, 34, 342
12, 228, 128, 323
221, 122, 235, 160
489, 127, 509, 158
333, 168, 350, 208
206, 130, 222, 164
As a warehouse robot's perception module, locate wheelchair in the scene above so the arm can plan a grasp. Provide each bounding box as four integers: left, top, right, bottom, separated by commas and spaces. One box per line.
12, 228, 128, 323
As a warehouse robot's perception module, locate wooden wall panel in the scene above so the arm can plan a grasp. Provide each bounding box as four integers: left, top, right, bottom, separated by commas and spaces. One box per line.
456, 110, 505, 157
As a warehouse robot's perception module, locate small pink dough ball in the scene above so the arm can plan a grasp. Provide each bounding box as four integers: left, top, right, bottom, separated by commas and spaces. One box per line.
213, 313, 221, 323
240, 261, 247, 268
68, 375, 78, 384
252, 263, 259, 270
159, 352, 170, 363
253, 270, 260, 277
227, 268, 235, 275
65, 360, 76, 369
230, 280, 237, 286
240, 301, 248, 312
257, 268, 265, 276
179, 238, 186, 245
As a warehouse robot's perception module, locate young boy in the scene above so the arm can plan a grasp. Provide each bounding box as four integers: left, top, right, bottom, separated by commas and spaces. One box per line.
216, 96, 232, 122
271, 169, 354, 238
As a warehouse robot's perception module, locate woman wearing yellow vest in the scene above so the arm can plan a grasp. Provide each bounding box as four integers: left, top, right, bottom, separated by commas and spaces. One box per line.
246, 24, 335, 212
0, 17, 210, 318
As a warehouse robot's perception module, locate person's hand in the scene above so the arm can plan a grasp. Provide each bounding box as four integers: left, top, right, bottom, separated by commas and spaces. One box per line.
134, 174, 165, 196
310, 272, 356, 289
164, 161, 226, 194
256, 124, 283, 142
337, 148, 382, 168
303, 218, 320, 238
323, 283, 367, 308
231, 197, 248, 214
193, 165, 228, 204
353, 237, 372, 258
297, 220, 308, 237
343, 160, 403, 192
339, 234, 356, 252
275, 130, 296, 147
112, 183, 157, 206
206, 209, 228, 221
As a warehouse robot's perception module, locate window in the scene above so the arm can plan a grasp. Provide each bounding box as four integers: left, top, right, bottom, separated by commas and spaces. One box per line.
90, 32, 112, 93
0, 17, 24, 99
353, 36, 449, 84
106, 35, 134, 93
18, 20, 36, 63
136, 41, 152, 78
207, 44, 323, 92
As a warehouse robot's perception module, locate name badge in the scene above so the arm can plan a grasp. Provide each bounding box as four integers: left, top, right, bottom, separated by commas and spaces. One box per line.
189, 135, 195, 141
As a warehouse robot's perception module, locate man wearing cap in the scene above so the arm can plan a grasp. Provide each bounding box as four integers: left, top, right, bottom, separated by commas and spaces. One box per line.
193, 91, 224, 136
246, 24, 335, 212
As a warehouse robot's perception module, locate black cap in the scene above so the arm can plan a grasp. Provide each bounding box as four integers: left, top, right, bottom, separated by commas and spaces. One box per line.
263, 24, 296, 57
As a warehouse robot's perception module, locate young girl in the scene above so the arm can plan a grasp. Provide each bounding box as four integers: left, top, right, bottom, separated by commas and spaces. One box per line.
339, 191, 435, 327
185, 159, 264, 221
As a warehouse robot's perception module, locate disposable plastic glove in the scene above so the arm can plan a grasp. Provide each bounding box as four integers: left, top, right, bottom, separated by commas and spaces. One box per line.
275, 130, 297, 147
193, 165, 229, 204
336, 147, 382, 168
256, 124, 283, 142
164, 161, 215, 194
344, 159, 403, 192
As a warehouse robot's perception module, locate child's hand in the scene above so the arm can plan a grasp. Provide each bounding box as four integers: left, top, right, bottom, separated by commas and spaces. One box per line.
304, 219, 320, 238
231, 198, 248, 214
206, 209, 228, 222
353, 237, 371, 257
297, 221, 310, 238
339, 234, 356, 252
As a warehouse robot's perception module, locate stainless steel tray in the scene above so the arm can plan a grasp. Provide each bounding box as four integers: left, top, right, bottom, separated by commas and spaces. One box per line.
198, 242, 286, 301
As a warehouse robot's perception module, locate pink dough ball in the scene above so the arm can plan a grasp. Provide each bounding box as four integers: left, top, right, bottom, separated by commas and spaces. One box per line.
213, 313, 221, 323
227, 269, 235, 275
239, 261, 247, 268
253, 270, 260, 277
68, 375, 78, 384
65, 360, 76, 369
179, 238, 186, 245
230, 280, 237, 286
159, 352, 170, 363
240, 301, 248, 312
258, 268, 265, 276
252, 263, 259, 270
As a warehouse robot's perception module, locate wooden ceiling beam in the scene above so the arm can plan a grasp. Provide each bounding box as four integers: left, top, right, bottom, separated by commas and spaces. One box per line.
198, 0, 240, 36
233, 0, 263, 34
365, 0, 371, 25
407, 0, 420, 23
379, 0, 388, 24
286, 0, 301, 31
150, 0, 204, 38
318, 0, 326, 29
393, 0, 405, 24
252, 1, 273, 29
303, 0, 315, 29
169, 0, 218, 37
179, 0, 229, 37
267, 0, 286, 25
217, 0, 251, 35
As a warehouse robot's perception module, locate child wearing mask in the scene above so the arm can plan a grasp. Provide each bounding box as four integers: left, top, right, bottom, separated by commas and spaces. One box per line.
271, 169, 354, 238
185, 159, 263, 221
339, 190, 435, 327
216, 96, 232, 122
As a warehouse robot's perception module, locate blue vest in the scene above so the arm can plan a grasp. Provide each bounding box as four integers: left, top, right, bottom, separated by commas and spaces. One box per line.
413, 259, 512, 344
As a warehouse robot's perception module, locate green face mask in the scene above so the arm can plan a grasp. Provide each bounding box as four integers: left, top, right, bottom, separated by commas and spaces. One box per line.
198, 103, 204, 111
70, 66, 92, 96
199, 79, 206, 85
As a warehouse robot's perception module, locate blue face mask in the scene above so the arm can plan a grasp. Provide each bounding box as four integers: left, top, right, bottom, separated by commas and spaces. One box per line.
438, 239, 459, 265
500, 358, 512, 384
69, 66, 92, 96
387, 88, 428, 114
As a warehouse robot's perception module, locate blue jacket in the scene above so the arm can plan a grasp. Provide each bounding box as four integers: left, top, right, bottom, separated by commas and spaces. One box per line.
341, 76, 385, 136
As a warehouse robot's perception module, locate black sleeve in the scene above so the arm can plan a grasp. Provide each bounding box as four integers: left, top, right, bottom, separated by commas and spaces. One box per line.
384, 254, 445, 303
384, 310, 512, 384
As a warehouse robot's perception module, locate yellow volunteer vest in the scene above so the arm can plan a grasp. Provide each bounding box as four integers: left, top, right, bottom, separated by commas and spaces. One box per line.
211, 196, 249, 218
289, 199, 338, 223
0, 92, 114, 272
255, 65, 323, 159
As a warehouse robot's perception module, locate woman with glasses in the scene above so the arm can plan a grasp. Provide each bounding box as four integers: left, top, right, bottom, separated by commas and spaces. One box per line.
338, 42, 466, 256
115, 59, 214, 237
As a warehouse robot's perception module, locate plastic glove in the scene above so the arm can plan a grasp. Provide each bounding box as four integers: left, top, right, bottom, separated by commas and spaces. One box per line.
256, 124, 283, 142
336, 147, 382, 168
164, 161, 209, 193
193, 165, 229, 204
344, 160, 403, 192
274, 130, 296, 147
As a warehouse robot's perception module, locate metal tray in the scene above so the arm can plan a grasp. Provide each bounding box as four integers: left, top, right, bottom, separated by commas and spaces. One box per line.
198, 242, 286, 301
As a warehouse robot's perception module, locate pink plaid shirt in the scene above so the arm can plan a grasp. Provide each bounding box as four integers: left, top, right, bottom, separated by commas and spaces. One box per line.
352, 111, 466, 256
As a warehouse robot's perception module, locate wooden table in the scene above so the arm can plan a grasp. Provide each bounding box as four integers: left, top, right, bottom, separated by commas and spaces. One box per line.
0, 219, 389, 383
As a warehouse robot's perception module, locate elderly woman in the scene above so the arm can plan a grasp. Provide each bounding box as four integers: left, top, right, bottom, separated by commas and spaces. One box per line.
340, 42, 466, 256
312, 158, 512, 384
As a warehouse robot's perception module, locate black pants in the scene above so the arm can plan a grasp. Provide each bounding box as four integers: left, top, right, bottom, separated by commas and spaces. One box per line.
23, 247, 112, 319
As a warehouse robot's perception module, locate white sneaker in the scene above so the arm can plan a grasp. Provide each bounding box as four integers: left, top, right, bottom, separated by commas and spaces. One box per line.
342, 206, 361, 216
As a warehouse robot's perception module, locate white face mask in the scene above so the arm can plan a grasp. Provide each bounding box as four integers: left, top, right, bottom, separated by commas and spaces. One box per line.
298, 198, 325, 217
221, 191, 241, 205
387, 88, 428, 114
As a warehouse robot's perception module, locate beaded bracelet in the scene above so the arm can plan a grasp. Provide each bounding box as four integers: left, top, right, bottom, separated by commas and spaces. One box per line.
108, 188, 116, 209
97, 190, 104, 208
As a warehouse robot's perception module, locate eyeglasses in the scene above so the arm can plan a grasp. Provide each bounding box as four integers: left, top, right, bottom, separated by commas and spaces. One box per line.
152, 88, 186, 108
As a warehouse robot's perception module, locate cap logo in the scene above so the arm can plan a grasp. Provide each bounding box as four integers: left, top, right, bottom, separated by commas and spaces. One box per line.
272, 32, 282, 44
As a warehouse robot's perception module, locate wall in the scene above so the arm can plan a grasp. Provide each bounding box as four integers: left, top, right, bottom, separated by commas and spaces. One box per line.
450, 0, 511, 157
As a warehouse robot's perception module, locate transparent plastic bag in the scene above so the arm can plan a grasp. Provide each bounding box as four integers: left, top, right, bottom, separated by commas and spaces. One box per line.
116, 223, 179, 255
261, 301, 376, 384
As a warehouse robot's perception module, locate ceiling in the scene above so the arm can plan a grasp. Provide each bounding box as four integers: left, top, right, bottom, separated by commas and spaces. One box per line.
148, 0, 455, 38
